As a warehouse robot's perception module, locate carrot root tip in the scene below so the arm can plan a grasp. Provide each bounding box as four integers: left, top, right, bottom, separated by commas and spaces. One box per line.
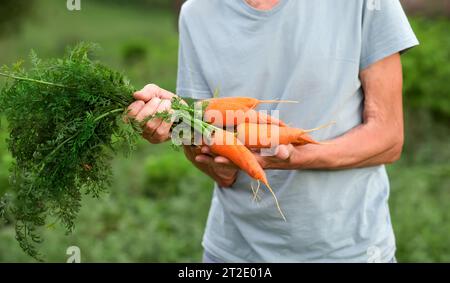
304, 121, 336, 134
250, 181, 262, 202
259, 100, 299, 104
264, 182, 287, 222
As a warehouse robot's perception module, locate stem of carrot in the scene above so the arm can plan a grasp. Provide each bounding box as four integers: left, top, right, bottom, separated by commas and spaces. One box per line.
0, 72, 72, 89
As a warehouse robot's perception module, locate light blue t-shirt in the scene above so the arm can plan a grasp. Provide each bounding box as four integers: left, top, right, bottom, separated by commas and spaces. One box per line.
176, 0, 419, 262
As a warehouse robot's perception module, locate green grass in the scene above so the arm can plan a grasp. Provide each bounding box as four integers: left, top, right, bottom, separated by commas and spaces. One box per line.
0, 0, 178, 90
389, 162, 450, 262
0, 143, 213, 262
0, 0, 449, 262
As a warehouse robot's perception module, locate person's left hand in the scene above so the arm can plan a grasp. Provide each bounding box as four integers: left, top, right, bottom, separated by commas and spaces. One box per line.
185, 145, 239, 188
253, 144, 296, 169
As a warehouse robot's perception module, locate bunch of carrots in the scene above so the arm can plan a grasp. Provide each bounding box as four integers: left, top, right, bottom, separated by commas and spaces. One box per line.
179, 96, 330, 221
0, 43, 331, 259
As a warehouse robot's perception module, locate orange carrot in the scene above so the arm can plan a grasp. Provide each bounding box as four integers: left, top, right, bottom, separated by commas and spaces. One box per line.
203, 97, 297, 110
198, 97, 297, 126
236, 123, 325, 148
250, 109, 287, 127
208, 128, 286, 221
201, 96, 296, 126
208, 128, 268, 181
204, 106, 287, 127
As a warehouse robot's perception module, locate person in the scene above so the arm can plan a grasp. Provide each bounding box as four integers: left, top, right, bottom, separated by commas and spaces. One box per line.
127, 0, 419, 262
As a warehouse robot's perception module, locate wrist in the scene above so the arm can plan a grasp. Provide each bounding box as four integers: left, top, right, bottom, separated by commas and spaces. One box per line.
291, 143, 339, 169
268, 145, 325, 170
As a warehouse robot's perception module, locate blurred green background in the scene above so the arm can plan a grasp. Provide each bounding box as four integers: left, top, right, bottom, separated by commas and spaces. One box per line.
0, 0, 449, 262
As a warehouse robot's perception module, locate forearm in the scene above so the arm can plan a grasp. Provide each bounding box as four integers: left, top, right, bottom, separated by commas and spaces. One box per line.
262, 53, 404, 171
287, 121, 403, 170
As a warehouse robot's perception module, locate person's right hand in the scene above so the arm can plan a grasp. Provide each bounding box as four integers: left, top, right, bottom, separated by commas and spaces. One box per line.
128, 84, 175, 144
184, 145, 239, 188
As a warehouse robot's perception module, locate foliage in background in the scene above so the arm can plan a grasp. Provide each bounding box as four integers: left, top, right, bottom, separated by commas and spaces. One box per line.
403, 18, 450, 119
0, 0, 449, 262
0, 0, 35, 37
92, 0, 175, 10
389, 162, 450, 262
0, 121, 12, 196
400, 0, 450, 18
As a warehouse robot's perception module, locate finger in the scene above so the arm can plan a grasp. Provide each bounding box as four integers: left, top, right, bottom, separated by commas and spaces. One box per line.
135, 97, 161, 122
127, 100, 145, 118
155, 99, 172, 115
151, 121, 172, 143
195, 154, 214, 165
133, 84, 160, 102
157, 88, 175, 100
145, 118, 163, 138
201, 146, 211, 154
142, 131, 152, 142
147, 100, 172, 138
133, 84, 175, 102
214, 156, 233, 165
275, 144, 294, 160
275, 145, 289, 160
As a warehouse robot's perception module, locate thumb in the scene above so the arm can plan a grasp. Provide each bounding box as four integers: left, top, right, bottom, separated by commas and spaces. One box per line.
275, 144, 294, 160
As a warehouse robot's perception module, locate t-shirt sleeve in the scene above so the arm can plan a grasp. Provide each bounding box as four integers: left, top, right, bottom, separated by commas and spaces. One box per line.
360, 0, 419, 70
176, 6, 212, 99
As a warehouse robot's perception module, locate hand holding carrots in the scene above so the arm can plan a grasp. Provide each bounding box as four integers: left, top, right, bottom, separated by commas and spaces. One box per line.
183, 145, 239, 188
129, 93, 329, 221
252, 144, 296, 169
128, 84, 176, 144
